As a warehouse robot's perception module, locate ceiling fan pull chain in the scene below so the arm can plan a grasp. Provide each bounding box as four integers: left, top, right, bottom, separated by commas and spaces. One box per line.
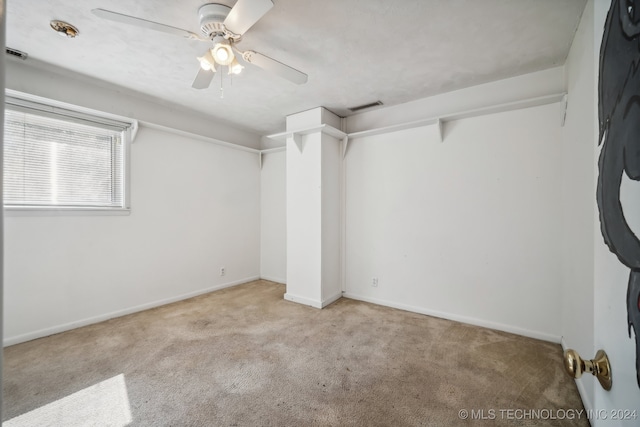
220, 71, 224, 99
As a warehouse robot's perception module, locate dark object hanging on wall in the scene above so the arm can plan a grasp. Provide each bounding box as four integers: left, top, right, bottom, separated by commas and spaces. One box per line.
597, 0, 640, 387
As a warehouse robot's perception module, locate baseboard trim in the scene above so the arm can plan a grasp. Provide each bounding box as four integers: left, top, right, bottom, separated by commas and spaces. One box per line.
322, 291, 343, 308
342, 292, 561, 343
259, 275, 286, 284
4, 276, 260, 347
561, 336, 593, 420
283, 293, 322, 308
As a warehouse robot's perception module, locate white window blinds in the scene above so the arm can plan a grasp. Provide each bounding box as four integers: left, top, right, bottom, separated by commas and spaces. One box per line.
4, 96, 132, 209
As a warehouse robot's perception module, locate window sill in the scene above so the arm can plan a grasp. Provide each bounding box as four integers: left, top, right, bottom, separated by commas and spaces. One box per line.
4, 207, 131, 217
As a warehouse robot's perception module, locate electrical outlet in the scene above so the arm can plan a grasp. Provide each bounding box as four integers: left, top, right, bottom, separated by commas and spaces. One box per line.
220, 267, 225, 276
372, 277, 378, 287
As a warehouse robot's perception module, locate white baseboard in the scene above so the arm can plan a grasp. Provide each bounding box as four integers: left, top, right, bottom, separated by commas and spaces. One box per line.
342, 292, 562, 344
322, 291, 343, 308
561, 336, 593, 424
4, 276, 260, 347
284, 292, 322, 308
259, 275, 286, 284
283, 291, 342, 309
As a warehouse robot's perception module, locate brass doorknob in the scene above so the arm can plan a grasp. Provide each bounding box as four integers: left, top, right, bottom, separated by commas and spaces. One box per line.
563, 349, 612, 391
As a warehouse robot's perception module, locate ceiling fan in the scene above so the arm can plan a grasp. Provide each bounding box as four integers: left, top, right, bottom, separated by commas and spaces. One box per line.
91, 0, 308, 91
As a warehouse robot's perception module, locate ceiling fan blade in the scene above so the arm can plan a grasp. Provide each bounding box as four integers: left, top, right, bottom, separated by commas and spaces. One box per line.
241, 51, 308, 85
192, 67, 215, 89
92, 8, 205, 41
224, 0, 273, 36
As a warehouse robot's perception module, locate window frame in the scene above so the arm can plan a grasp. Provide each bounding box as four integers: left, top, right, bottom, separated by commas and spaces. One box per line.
4, 90, 137, 216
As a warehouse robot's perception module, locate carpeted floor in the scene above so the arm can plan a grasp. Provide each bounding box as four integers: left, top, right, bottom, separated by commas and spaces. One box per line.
3, 280, 587, 426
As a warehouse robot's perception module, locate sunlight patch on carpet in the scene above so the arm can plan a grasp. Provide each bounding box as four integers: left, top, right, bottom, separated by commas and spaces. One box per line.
5, 374, 132, 427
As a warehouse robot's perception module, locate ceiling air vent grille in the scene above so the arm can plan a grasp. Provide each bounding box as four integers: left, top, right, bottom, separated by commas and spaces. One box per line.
6, 47, 28, 60
348, 101, 383, 113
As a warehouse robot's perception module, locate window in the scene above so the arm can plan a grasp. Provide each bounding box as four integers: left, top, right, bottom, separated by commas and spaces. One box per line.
4, 93, 136, 211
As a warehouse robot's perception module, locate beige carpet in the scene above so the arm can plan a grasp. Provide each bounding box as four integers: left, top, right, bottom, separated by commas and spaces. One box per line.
3, 280, 587, 426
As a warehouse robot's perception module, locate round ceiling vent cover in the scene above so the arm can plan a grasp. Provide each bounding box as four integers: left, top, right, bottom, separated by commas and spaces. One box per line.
50, 20, 80, 38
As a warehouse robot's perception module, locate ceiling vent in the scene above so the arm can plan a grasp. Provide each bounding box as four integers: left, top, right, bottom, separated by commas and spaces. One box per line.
50, 20, 80, 38
6, 47, 28, 60
348, 101, 383, 113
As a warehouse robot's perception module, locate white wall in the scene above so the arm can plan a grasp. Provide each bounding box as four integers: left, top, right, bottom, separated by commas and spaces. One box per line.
560, 0, 596, 409
320, 134, 342, 303
285, 133, 323, 306
5, 58, 261, 150
283, 106, 344, 308
5, 125, 260, 344
255, 68, 569, 339
343, 103, 564, 341
346, 67, 566, 134
260, 150, 287, 283
4, 67, 262, 345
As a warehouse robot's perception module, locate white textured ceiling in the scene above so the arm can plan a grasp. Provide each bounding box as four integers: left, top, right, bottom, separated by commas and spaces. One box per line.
7, 0, 586, 136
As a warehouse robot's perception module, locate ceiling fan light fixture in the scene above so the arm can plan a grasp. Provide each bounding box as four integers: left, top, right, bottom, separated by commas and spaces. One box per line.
92, 1, 308, 92
198, 51, 216, 71
198, 59, 212, 71
212, 42, 234, 66
229, 57, 244, 75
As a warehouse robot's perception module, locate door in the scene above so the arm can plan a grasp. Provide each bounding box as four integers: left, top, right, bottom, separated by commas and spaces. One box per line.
592, 0, 640, 425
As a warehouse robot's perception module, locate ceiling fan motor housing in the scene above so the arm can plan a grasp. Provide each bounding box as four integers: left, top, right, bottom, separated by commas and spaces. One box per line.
198, 3, 231, 38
